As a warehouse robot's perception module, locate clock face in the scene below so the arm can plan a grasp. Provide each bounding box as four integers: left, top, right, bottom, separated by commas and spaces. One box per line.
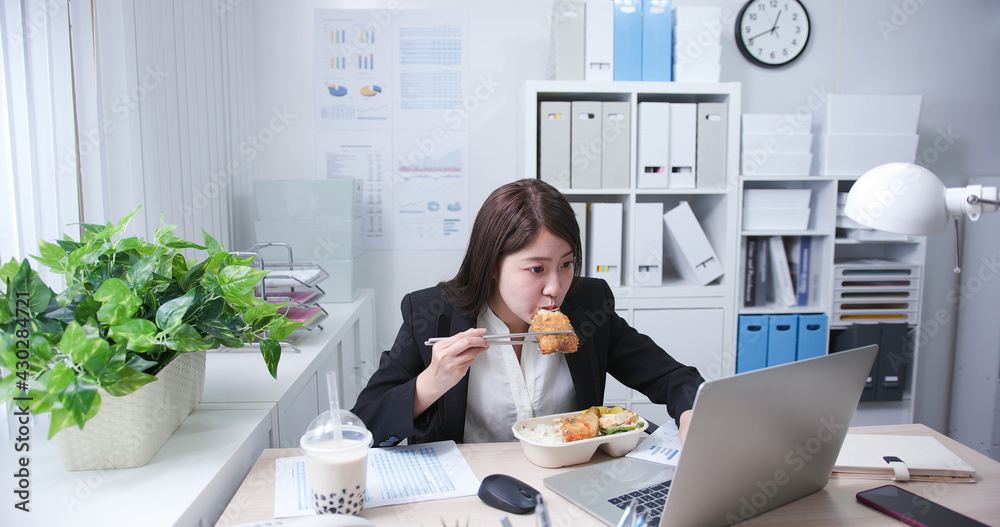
736, 0, 811, 67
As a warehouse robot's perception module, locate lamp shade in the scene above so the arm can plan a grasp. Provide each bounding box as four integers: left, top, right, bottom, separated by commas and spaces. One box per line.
844, 162, 950, 235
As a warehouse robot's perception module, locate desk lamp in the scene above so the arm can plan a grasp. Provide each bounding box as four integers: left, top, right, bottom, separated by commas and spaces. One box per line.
844, 162, 999, 271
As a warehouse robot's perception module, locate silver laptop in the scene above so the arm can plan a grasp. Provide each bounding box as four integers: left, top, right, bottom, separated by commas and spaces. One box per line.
544, 345, 878, 527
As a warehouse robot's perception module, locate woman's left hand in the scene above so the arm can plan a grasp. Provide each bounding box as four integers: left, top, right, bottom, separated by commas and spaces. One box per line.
677, 409, 693, 444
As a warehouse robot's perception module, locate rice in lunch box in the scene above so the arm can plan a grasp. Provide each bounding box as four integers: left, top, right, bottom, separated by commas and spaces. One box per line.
519, 422, 566, 444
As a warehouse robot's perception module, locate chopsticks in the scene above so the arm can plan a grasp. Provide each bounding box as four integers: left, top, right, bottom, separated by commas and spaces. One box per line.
423, 330, 572, 347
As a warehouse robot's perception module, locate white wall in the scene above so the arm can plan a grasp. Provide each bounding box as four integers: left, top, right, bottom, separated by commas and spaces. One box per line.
251, 0, 1000, 428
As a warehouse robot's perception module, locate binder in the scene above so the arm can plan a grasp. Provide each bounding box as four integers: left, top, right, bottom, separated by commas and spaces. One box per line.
637, 102, 670, 188
571, 202, 588, 272
833, 324, 881, 402
613, 0, 643, 81
549, 0, 586, 80
743, 237, 758, 307
737, 315, 769, 374
601, 102, 631, 188
662, 201, 724, 286
633, 202, 663, 287
834, 434, 976, 482
769, 236, 796, 308
796, 314, 827, 360
668, 103, 696, 188
876, 323, 910, 401
753, 233, 770, 307
585, 0, 614, 81
795, 236, 812, 306
587, 202, 623, 286
641, 0, 672, 81
695, 102, 727, 189
767, 314, 798, 367
539, 102, 571, 188
570, 101, 603, 189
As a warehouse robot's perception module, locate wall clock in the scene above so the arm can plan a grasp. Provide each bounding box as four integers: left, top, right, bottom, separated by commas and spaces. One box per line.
735, 0, 811, 68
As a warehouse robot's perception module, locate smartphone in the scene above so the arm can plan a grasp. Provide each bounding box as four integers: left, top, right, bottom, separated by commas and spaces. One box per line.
856, 484, 989, 527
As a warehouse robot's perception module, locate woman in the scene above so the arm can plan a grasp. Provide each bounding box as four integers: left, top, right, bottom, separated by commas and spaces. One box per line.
351, 179, 704, 446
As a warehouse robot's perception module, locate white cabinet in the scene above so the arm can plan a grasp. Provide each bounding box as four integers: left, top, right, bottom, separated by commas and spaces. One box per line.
522, 81, 742, 421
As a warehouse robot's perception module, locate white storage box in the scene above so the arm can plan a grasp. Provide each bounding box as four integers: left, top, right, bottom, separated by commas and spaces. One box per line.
826, 94, 922, 134
254, 178, 362, 221
741, 152, 813, 176
743, 188, 812, 209
255, 218, 362, 261
820, 133, 919, 175
742, 113, 812, 135
743, 207, 811, 231
673, 62, 720, 82
742, 133, 813, 153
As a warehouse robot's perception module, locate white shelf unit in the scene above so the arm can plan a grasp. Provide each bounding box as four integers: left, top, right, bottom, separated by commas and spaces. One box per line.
521, 80, 742, 428
735, 172, 927, 426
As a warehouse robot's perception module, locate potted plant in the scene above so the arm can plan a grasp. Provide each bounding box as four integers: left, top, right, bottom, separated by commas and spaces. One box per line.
0, 207, 301, 469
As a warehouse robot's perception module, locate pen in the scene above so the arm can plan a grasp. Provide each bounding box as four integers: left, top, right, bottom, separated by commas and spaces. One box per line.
535, 495, 551, 527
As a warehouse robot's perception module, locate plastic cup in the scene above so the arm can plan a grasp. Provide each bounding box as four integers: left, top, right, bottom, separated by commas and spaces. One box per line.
300, 410, 373, 515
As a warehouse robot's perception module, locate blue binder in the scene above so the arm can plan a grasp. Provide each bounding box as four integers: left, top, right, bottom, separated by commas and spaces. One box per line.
796, 314, 827, 360
613, 0, 643, 81
766, 314, 798, 367
737, 315, 768, 373
641, 0, 672, 81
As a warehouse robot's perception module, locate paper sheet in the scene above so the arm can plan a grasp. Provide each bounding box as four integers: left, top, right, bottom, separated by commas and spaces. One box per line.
275, 440, 480, 518
626, 421, 684, 466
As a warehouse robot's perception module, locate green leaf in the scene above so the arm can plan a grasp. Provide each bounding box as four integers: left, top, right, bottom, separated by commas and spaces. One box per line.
164, 323, 212, 352
242, 302, 280, 325
218, 266, 268, 299
155, 289, 196, 332
179, 259, 208, 292
0, 258, 21, 284
267, 316, 303, 343
94, 277, 131, 304
102, 366, 156, 396
109, 318, 158, 352
197, 294, 225, 321
197, 318, 242, 344
260, 338, 281, 378
48, 380, 101, 438
46, 362, 75, 394
203, 230, 225, 255
7, 260, 52, 316
34, 239, 67, 272
74, 296, 101, 325
61, 322, 109, 370
154, 221, 177, 245
125, 252, 159, 290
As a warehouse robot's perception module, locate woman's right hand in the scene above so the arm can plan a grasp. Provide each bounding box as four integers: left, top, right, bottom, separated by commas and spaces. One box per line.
413, 327, 489, 417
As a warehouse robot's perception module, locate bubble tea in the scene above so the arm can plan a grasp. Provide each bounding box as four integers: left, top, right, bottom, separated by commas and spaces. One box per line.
300, 410, 373, 515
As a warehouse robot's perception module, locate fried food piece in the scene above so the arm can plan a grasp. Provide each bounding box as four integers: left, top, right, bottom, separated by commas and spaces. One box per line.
530, 308, 579, 354
598, 409, 638, 430
560, 411, 599, 442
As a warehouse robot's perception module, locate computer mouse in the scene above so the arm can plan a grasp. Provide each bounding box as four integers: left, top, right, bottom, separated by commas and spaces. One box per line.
477, 473, 540, 514
230, 514, 375, 527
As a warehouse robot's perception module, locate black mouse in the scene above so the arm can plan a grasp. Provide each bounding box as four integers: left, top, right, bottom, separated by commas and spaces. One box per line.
477, 473, 540, 514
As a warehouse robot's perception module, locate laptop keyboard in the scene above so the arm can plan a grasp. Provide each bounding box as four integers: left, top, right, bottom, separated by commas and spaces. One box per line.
608, 480, 671, 526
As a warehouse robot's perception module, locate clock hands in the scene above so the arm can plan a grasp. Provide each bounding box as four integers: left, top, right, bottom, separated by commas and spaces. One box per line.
748, 9, 782, 41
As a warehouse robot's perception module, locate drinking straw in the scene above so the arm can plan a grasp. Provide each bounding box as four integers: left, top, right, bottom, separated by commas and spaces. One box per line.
326, 370, 342, 443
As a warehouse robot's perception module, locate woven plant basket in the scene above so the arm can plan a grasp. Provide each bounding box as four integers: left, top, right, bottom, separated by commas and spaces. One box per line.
55, 350, 206, 471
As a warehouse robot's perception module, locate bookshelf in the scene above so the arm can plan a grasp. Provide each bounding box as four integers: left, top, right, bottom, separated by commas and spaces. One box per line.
520, 80, 741, 427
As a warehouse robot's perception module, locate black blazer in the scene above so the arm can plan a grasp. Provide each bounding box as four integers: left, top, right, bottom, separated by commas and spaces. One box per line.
351, 278, 705, 446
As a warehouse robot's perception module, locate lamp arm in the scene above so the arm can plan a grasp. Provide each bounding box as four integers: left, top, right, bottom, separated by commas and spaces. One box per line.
966, 194, 1000, 207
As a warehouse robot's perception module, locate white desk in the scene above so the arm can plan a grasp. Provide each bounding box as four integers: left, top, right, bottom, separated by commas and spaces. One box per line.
0, 291, 376, 526
0, 406, 272, 526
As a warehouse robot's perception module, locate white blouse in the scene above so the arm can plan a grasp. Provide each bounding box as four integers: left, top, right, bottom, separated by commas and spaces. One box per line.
463, 306, 577, 442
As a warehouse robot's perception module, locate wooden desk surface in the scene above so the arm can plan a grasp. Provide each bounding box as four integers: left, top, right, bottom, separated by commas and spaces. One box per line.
215, 424, 999, 526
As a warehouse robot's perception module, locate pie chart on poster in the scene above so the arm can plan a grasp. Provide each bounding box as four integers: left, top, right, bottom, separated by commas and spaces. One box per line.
360, 85, 382, 96
328, 85, 348, 96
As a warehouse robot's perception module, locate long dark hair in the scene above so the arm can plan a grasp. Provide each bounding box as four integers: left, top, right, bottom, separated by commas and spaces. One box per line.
440, 179, 582, 317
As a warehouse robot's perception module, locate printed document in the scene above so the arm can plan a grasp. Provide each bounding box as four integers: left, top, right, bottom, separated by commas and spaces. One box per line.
626, 420, 684, 466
